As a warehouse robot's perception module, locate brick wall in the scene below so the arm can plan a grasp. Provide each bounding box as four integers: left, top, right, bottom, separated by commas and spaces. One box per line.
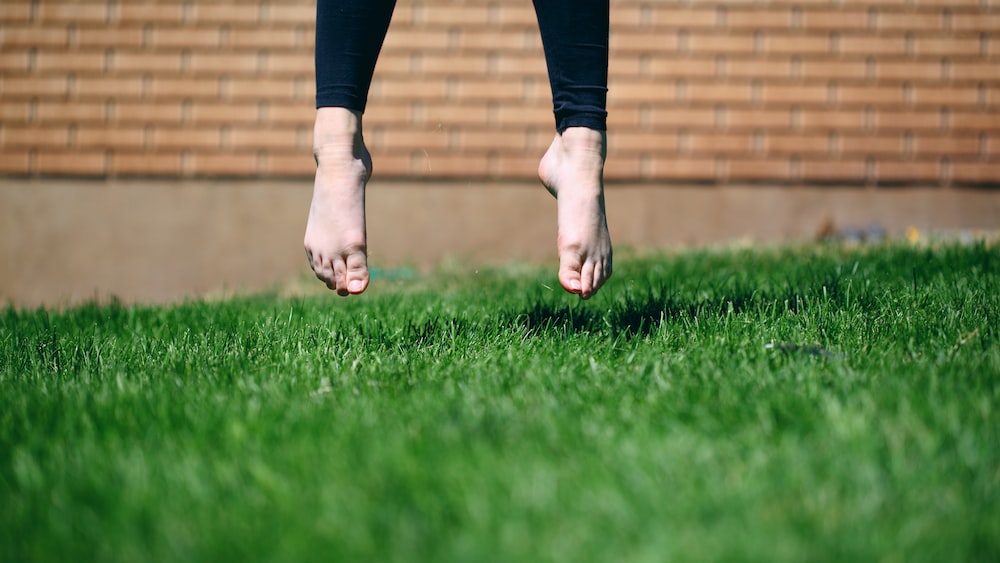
1, 0, 997, 184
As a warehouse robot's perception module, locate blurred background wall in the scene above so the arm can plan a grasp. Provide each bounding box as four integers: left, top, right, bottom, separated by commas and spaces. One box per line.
1, 0, 999, 305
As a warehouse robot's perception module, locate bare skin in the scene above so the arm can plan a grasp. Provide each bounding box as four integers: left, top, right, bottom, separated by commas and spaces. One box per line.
304, 109, 612, 299
304, 107, 371, 296
538, 127, 613, 299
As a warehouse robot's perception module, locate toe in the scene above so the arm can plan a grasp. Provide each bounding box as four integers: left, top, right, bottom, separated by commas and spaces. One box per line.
344, 249, 369, 295
579, 261, 596, 299
558, 252, 584, 295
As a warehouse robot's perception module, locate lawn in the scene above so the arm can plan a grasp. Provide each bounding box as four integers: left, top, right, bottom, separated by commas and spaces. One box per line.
2, 242, 998, 562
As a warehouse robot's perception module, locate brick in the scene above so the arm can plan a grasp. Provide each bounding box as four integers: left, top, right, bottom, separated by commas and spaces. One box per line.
2, 125, 68, 148
382, 29, 453, 53
951, 111, 1000, 131
687, 33, 756, 54
799, 60, 870, 81
193, 152, 261, 176
800, 108, 865, 131
462, 129, 533, 152
495, 54, 548, 76
421, 5, 490, 27
952, 161, 1000, 184
497, 4, 537, 27
364, 103, 415, 126
726, 9, 793, 30
838, 85, 903, 106
648, 107, 717, 129
0, 25, 68, 47
375, 128, 452, 151
118, 3, 185, 25
191, 5, 260, 26
688, 131, 754, 154
230, 28, 300, 49
610, 80, 678, 105
727, 109, 793, 129
493, 154, 540, 178
951, 14, 1000, 32
150, 77, 219, 99
459, 29, 537, 51
761, 83, 829, 105
0, 3, 32, 23
608, 130, 679, 153
648, 156, 716, 180
763, 35, 831, 55
152, 27, 222, 49
75, 125, 145, 148
77, 27, 144, 48
267, 104, 315, 125
35, 101, 104, 123
39, 3, 108, 24
767, 134, 829, 154
878, 61, 947, 82
264, 53, 313, 76
877, 110, 946, 131
228, 77, 299, 100
190, 52, 261, 75
229, 126, 301, 150
603, 154, 642, 180
724, 59, 794, 79
36, 149, 107, 175
0, 101, 30, 122
911, 86, 981, 107
648, 57, 723, 79
840, 135, 905, 156
112, 151, 183, 176
0, 148, 31, 174
33, 51, 107, 73
611, 30, 679, 53
265, 152, 313, 177
798, 9, 869, 31
952, 63, 1000, 83
876, 159, 941, 182
800, 158, 867, 181
152, 126, 221, 150
1, 76, 69, 98
267, 5, 315, 26
409, 152, 490, 177
729, 158, 792, 180
423, 103, 492, 126
371, 77, 450, 102
421, 53, 491, 75
456, 78, 527, 101
839, 36, 906, 57
878, 12, 946, 32
913, 134, 982, 156
0, 52, 30, 72
190, 102, 262, 124
73, 76, 144, 99
115, 101, 185, 124
914, 37, 983, 58
113, 51, 185, 74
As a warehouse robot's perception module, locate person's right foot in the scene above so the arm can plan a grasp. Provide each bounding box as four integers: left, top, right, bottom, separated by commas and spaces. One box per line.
537, 127, 613, 299
303, 107, 372, 296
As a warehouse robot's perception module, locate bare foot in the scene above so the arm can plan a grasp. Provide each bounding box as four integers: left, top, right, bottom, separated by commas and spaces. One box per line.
304, 107, 372, 296
538, 127, 613, 299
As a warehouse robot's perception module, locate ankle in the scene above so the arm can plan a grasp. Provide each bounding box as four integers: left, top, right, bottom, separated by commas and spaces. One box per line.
558, 127, 606, 159
314, 107, 364, 152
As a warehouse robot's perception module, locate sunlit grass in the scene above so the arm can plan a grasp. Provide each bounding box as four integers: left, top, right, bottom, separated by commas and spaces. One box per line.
2, 242, 998, 562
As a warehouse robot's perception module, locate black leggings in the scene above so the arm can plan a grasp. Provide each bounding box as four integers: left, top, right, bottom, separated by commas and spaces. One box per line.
315, 0, 609, 131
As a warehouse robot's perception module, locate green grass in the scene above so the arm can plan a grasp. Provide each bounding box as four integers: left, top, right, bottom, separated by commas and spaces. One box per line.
2, 242, 998, 562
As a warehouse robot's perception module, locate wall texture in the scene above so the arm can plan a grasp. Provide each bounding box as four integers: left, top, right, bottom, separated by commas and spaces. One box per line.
1, 0, 998, 184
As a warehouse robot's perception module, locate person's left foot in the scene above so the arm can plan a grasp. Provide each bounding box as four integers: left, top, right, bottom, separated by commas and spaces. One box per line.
537, 127, 613, 299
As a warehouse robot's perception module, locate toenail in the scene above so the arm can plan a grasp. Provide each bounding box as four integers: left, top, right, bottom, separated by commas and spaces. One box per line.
348, 280, 364, 292
570, 280, 582, 291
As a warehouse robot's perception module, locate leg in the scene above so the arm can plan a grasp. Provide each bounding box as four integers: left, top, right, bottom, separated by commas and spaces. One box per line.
533, 0, 613, 299
305, 0, 396, 296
